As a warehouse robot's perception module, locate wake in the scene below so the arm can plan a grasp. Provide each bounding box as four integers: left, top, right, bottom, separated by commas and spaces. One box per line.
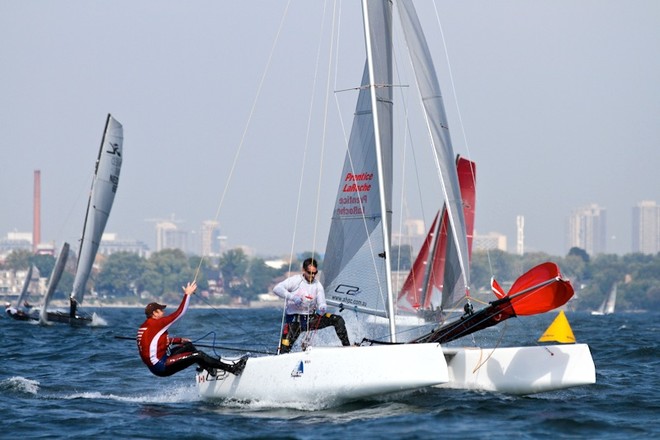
0, 376, 40, 395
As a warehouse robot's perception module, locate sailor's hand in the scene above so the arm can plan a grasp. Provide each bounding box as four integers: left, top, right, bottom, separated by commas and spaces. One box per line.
183, 281, 197, 296
292, 295, 303, 306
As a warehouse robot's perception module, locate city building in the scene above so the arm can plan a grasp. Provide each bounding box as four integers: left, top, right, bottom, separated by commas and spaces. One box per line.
392, 218, 427, 255
567, 203, 607, 255
200, 220, 223, 257
473, 231, 507, 252
0, 232, 32, 259
0, 267, 47, 297
632, 200, 660, 254
99, 233, 150, 258
516, 215, 525, 255
155, 221, 188, 253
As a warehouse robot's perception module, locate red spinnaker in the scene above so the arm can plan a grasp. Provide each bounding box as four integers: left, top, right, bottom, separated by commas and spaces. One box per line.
504, 262, 574, 316
413, 262, 574, 344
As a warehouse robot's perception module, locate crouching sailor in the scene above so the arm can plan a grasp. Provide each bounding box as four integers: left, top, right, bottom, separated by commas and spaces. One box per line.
137, 280, 247, 377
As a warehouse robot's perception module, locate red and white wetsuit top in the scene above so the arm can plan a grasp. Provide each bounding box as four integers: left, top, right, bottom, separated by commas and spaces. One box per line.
136, 294, 190, 367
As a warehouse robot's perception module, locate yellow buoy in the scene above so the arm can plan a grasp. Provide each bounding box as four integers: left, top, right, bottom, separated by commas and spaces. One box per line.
538, 310, 576, 344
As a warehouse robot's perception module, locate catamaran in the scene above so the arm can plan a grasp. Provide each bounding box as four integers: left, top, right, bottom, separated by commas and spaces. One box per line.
196, 0, 594, 406
5, 265, 37, 321
196, 0, 451, 407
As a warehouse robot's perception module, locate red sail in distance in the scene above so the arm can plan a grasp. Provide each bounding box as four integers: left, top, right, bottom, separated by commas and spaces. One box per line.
397, 156, 476, 312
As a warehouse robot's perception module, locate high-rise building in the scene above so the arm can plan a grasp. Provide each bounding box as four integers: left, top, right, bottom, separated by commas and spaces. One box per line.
201, 220, 222, 257
516, 215, 525, 255
632, 200, 660, 254
567, 203, 607, 255
155, 221, 188, 252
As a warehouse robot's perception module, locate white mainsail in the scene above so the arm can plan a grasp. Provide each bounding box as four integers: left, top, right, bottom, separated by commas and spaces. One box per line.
324, 0, 394, 324
69, 114, 123, 317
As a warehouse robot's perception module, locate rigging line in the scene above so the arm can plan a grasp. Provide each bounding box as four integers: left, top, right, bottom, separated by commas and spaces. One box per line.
391, 6, 428, 223
191, 331, 274, 357
471, 320, 508, 373
429, 2, 486, 282
391, 24, 408, 287
312, 0, 340, 259
193, 291, 273, 342
285, 0, 329, 267
430, 2, 474, 179
277, 1, 334, 351
114, 335, 274, 355
54, 170, 92, 249
193, 0, 293, 282
332, 1, 351, 150
300, 310, 324, 349
469, 296, 489, 306
390, 15, 429, 297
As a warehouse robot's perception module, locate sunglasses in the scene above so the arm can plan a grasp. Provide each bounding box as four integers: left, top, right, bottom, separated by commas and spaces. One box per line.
304, 269, 318, 276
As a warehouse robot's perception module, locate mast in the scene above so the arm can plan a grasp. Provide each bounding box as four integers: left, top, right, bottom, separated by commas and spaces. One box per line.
362, 0, 396, 341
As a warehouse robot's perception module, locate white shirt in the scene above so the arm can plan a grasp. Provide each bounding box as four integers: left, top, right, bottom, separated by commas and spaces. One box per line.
273, 273, 327, 315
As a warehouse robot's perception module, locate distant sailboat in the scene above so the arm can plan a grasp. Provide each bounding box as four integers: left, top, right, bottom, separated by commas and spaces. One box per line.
5, 265, 37, 321
591, 283, 617, 316
40, 114, 123, 325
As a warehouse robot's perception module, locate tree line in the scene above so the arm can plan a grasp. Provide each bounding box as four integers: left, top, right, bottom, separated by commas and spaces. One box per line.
2, 246, 659, 312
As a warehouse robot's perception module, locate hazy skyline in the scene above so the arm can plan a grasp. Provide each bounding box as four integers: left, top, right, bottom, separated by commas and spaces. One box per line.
1, 1, 658, 258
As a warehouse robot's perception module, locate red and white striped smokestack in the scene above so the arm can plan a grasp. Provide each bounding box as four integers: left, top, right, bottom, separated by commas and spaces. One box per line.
33, 170, 41, 252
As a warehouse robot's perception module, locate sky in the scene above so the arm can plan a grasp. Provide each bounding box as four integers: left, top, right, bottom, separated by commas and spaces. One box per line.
1, 1, 659, 258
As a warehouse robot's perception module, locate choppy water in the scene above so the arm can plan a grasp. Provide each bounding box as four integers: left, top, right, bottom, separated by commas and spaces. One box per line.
2, 307, 658, 439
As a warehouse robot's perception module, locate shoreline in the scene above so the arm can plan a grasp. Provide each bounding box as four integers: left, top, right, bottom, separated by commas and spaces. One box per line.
48, 301, 282, 310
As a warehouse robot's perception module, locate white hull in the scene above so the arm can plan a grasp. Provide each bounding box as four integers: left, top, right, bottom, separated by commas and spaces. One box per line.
441, 344, 596, 394
197, 343, 448, 408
